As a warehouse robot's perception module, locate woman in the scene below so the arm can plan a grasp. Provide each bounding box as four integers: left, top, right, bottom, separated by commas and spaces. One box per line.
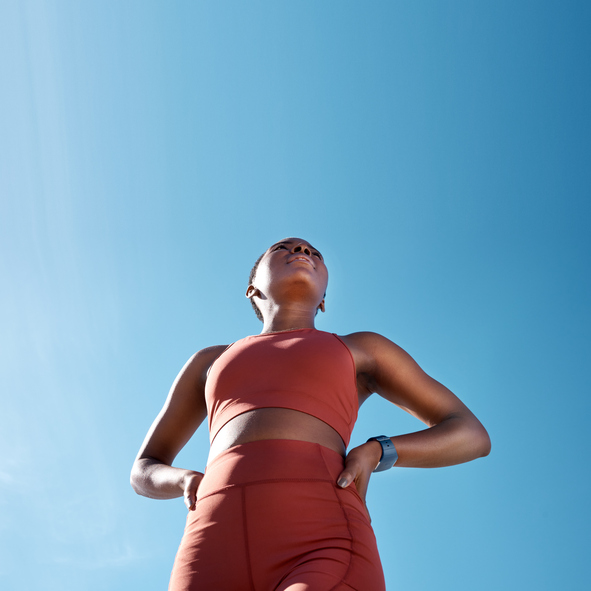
131, 237, 491, 590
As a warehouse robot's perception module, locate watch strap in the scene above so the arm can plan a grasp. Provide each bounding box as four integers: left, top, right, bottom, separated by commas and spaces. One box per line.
367, 435, 398, 472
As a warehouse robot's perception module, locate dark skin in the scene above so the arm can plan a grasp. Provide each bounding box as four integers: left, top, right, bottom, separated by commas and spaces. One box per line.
131, 238, 491, 516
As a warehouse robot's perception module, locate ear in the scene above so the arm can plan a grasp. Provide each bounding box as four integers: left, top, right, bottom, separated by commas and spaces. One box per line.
318, 299, 325, 313
246, 285, 259, 300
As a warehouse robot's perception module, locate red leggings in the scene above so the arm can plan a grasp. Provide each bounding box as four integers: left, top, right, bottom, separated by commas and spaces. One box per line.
169, 439, 386, 591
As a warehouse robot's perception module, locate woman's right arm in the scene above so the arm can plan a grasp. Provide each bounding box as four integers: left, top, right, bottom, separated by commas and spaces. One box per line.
130, 345, 226, 510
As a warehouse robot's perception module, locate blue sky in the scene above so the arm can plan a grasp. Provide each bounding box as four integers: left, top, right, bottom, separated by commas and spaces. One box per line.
1, 1, 589, 589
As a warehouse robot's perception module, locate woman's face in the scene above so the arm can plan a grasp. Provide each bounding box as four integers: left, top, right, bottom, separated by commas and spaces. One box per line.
250, 237, 328, 309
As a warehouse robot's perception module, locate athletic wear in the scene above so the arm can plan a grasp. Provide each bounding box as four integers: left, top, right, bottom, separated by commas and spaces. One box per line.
170, 329, 385, 590
169, 440, 386, 591
205, 329, 359, 446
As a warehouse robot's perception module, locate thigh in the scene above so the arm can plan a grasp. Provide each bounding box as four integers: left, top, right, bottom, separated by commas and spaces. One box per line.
169, 441, 386, 591
254, 480, 385, 591
169, 487, 253, 591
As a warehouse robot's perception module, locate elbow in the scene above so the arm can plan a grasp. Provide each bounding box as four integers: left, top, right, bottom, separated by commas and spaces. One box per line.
449, 413, 491, 461
455, 414, 491, 461
482, 430, 492, 457
130, 474, 139, 495
474, 422, 491, 459
130, 462, 144, 496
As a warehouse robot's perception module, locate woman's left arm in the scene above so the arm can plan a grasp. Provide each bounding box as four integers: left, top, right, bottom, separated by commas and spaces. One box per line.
337, 332, 491, 500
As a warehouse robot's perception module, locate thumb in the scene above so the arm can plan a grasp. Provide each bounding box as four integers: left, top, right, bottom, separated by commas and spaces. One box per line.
337, 467, 356, 488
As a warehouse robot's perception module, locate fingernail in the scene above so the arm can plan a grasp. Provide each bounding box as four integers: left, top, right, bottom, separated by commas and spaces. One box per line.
337, 477, 348, 488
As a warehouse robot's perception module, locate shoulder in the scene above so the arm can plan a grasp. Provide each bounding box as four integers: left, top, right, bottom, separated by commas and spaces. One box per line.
337, 331, 422, 389
180, 344, 230, 387
337, 331, 393, 348
194, 343, 230, 360
337, 331, 406, 372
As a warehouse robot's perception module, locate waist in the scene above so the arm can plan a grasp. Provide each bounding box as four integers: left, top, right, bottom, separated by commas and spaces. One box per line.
200, 439, 347, 500
208, 389, 358, 449
207, 408, 347, 464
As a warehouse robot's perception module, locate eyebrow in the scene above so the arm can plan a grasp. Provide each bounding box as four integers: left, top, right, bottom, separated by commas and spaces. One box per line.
269, 240, 322, 258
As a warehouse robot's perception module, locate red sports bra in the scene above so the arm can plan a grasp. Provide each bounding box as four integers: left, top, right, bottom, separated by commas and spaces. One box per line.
205, 329, 359, 447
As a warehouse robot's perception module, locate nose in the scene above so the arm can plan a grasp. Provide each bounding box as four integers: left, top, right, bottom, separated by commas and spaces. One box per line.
292, 243, 311, 256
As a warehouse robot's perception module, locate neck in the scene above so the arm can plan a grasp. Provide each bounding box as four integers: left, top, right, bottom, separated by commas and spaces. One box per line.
260, 305, 317, 334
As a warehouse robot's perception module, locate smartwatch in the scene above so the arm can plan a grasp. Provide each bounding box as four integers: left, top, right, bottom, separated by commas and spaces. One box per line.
367, 436, 398, 472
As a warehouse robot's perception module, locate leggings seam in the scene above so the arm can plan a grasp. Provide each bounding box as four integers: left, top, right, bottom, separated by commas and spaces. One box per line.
241, 486, 257, 591
318, 447, 355, 591
328, 490, 354, 591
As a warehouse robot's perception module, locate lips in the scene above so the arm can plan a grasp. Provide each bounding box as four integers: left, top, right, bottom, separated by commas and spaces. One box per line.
288, 255, 315, 268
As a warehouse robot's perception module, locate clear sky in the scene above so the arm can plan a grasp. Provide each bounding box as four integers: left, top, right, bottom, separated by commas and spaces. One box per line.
1, 1, 590, 590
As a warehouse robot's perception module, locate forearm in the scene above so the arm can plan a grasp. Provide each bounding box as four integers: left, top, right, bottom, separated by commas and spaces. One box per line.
389, 414, 491, 468
130, 457, 202, 499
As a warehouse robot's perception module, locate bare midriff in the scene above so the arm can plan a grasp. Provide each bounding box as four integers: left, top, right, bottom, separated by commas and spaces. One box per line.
207, 408, 347, 464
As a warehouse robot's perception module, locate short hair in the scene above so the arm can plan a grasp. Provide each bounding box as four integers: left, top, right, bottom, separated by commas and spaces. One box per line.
248, 252, 265, 322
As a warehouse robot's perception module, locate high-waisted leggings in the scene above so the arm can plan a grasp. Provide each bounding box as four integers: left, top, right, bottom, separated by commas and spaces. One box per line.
169, 439, 386, 591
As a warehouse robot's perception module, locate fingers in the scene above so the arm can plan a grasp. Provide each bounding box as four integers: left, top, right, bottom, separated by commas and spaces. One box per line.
337, 443, 377, 501
184, 493, 196, 511
337, 455, 373, 523
183, 472, 203, 511
337, 460, 367, 493
338, 445, 367, 486
355, 471, 370, 501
